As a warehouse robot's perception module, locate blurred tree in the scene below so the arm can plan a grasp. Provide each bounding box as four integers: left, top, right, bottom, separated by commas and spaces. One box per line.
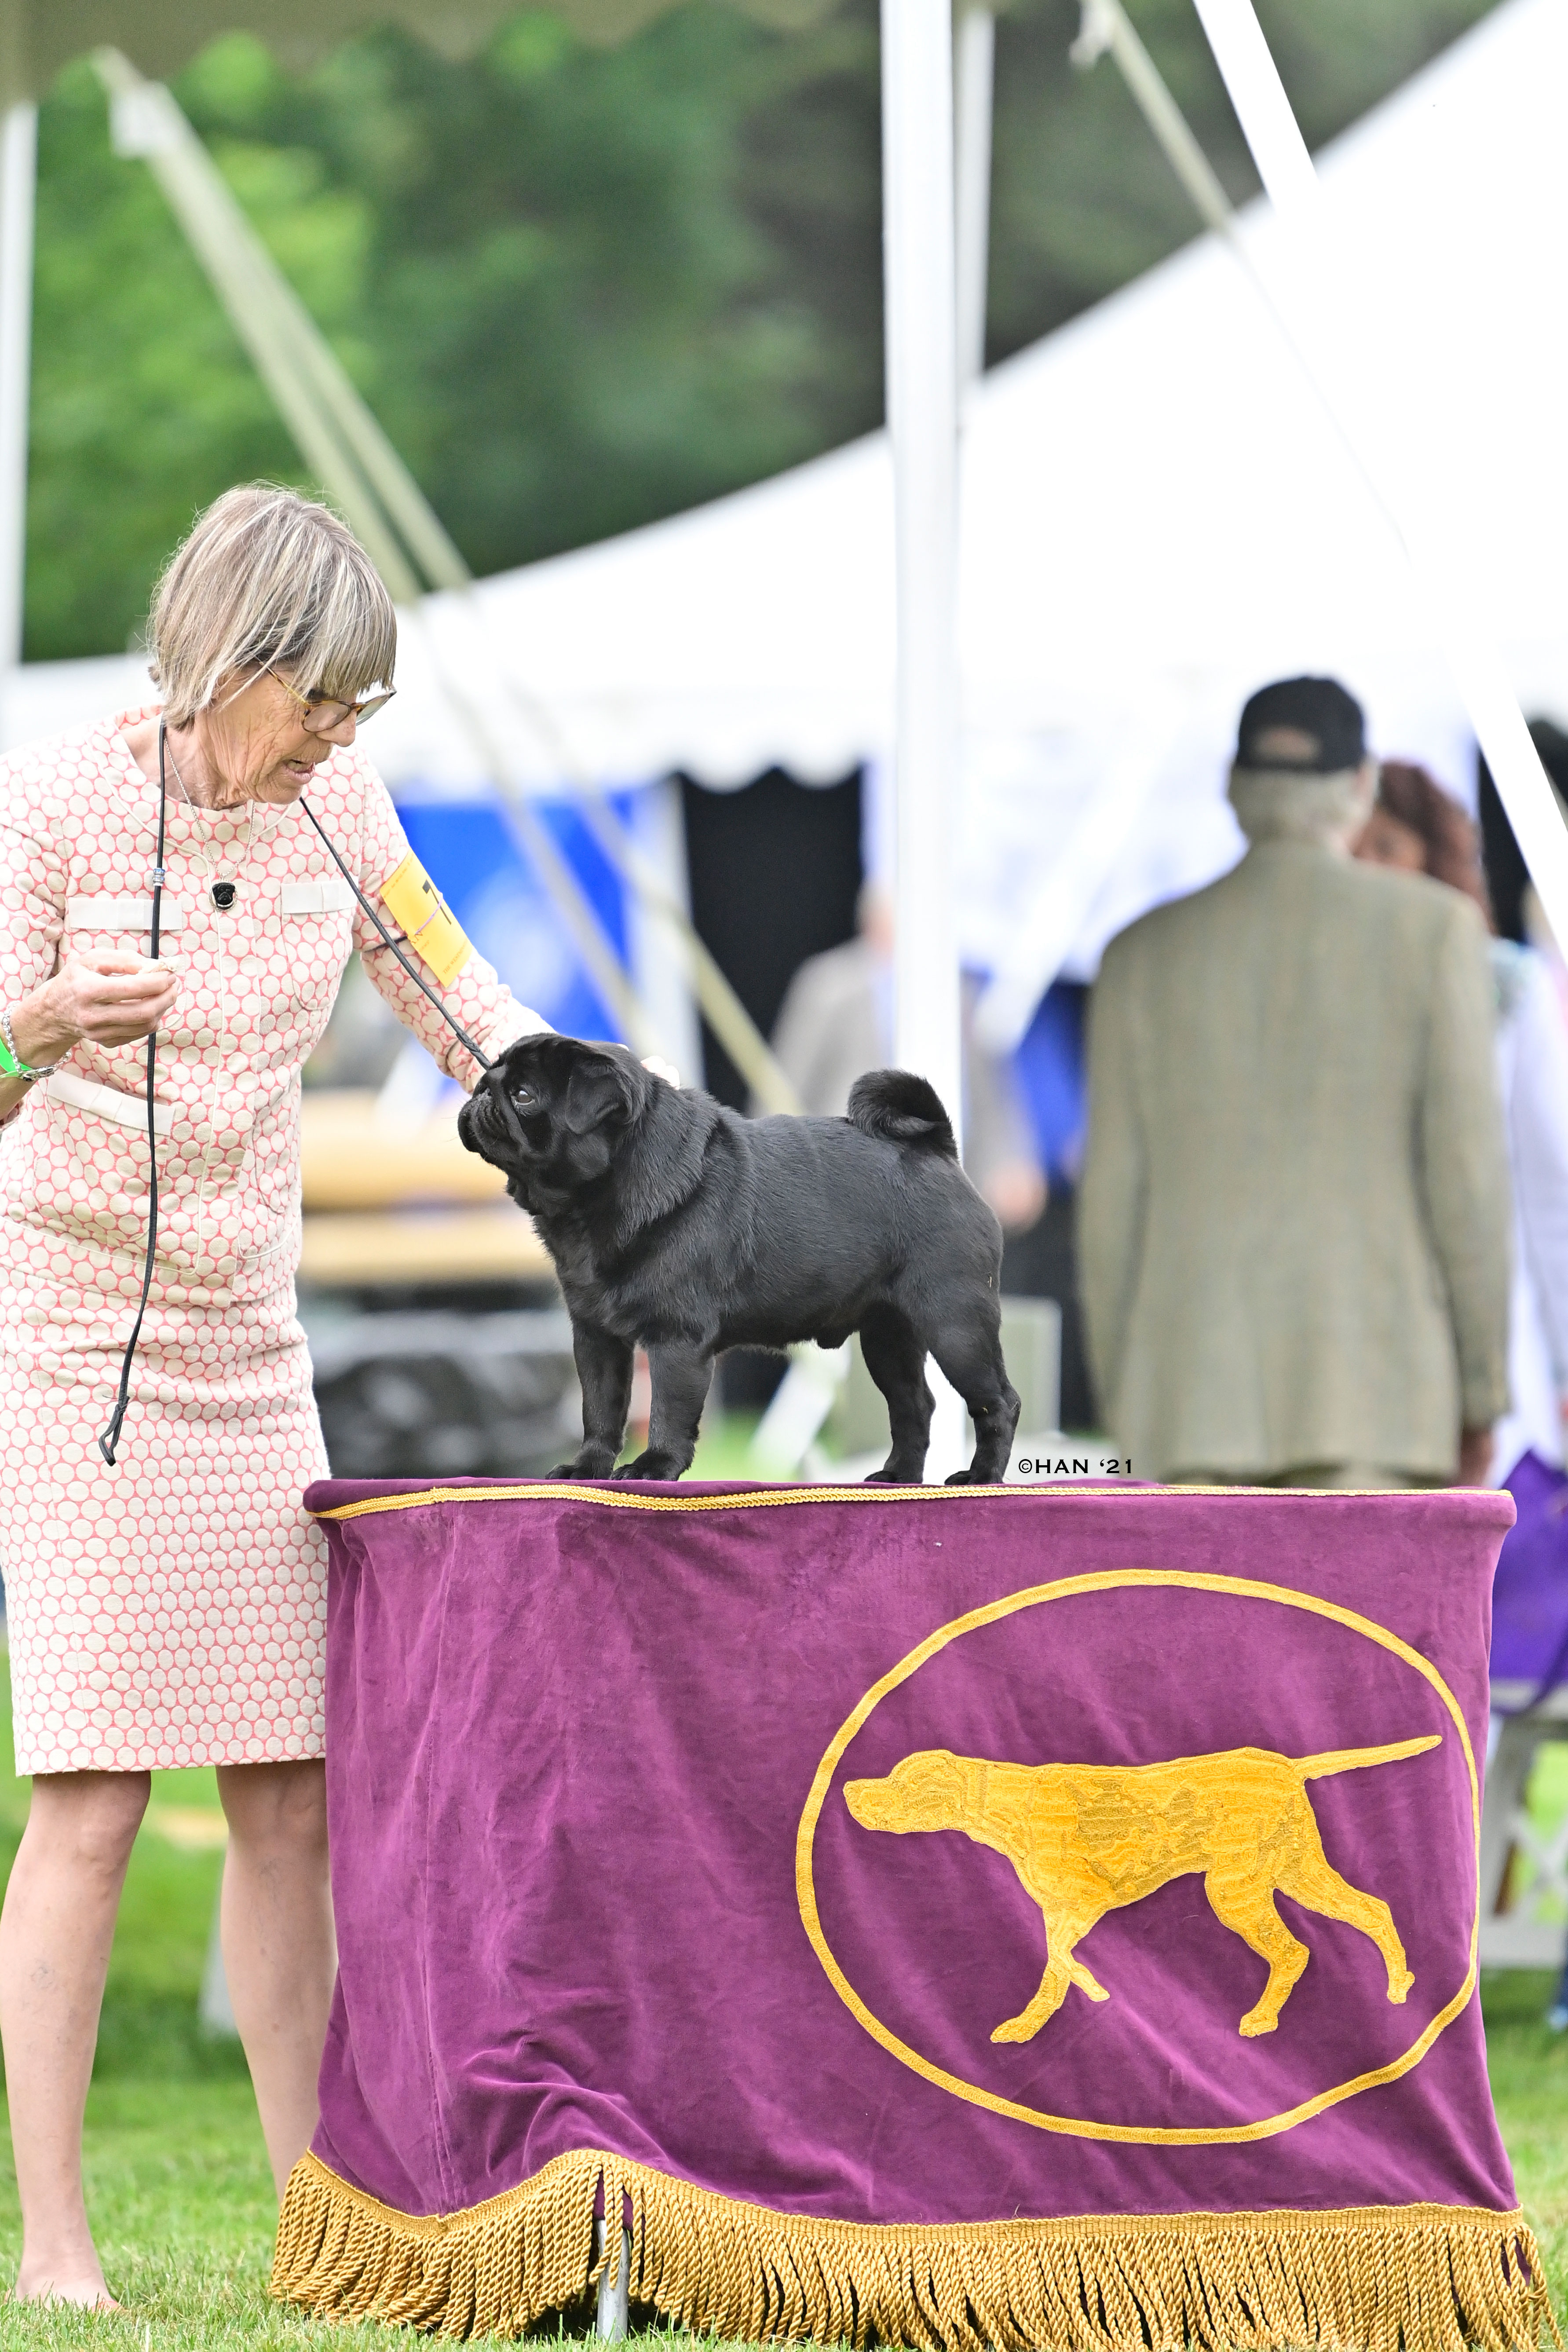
28, 66, 328, 659
24, 0, 1498, 661
987, 0, 1505, 355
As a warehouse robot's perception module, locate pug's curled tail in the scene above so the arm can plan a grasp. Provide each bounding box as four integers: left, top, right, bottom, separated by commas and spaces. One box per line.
848, 1070, 958, 1159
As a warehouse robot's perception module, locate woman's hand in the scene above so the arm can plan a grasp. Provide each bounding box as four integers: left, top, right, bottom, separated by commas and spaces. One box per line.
12, 952, 180, 1064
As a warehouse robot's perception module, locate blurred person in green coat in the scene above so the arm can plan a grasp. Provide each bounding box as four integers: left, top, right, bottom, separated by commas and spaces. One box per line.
1079, 677, 1509, 1489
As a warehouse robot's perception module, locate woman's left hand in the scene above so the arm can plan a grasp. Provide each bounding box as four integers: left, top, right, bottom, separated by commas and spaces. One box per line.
15, 952, 181, 1061
641, 1057, 681, 1088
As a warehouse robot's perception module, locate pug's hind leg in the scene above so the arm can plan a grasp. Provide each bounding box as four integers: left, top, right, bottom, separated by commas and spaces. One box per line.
614, 1340, 712, 1481
859, 1308, 933, 1483
554, 1324, 633, 1478
931, 1317, 1020, 1486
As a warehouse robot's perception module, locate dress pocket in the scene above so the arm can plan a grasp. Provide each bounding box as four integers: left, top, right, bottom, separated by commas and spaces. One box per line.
275, 894, 355, 1032
64, 895, 188, 940
44, 1071, 171, 1136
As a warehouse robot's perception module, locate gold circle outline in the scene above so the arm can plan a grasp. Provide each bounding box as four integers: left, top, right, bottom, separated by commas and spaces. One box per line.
795, 1569, 1479, 2146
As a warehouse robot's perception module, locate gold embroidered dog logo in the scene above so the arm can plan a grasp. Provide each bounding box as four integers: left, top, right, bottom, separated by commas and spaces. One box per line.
844, 1736, 1439, 2044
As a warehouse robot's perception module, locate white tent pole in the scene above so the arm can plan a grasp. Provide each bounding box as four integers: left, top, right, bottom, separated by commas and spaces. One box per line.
1187, 0, 1317, 216
1188, 0, 1568, 953
0, 100, 36, 682
882, 0, 968, 1476
954, 5, 995, 392
881, 0, 963, 1135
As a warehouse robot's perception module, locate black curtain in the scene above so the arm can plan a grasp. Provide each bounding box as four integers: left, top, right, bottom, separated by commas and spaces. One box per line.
681, 767, 864, 1108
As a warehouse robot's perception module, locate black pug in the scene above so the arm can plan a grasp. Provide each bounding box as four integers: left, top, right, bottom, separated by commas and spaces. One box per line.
457, 1035, 1020, 1485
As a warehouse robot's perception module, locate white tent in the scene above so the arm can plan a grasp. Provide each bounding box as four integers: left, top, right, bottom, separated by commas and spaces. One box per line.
13, 0, 1568, 1023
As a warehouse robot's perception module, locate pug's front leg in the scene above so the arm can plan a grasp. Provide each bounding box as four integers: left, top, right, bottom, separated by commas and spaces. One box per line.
552, 1324, 634, 1478
614, 1339, 713, 1481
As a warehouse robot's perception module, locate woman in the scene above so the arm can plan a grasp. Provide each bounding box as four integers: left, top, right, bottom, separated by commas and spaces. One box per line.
1355, 760, 1568, 1481
0, 484, 545, 2305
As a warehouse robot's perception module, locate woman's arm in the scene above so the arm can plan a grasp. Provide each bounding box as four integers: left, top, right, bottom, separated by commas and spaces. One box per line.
347, 769, 548, 1086
5, 955, 179, 1098
0, 778, 178, 1120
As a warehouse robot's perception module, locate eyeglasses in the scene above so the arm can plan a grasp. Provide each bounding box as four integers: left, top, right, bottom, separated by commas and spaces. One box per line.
264, 667, 397, 731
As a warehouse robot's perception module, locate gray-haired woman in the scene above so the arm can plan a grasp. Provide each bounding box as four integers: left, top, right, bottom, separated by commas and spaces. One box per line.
0, 484, 545, 2305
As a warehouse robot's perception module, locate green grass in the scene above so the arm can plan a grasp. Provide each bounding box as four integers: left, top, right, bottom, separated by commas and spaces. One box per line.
687, 1411, 764, 1481
0, 1656, 1560, 2345
1476, 1970, 1568, 2307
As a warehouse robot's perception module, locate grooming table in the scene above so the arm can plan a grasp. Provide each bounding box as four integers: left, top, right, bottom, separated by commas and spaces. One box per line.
273, 1478, 1552, 2351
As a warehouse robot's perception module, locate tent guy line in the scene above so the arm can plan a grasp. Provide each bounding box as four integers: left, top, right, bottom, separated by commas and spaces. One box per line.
1188, 0, 1568, 956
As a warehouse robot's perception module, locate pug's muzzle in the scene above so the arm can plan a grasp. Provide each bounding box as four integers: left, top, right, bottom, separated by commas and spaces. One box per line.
464, 1067, 529, 1163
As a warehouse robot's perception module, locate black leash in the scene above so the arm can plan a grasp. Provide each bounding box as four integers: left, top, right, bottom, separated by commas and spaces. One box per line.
297, 800, 527, 1156
98, 722, 170, 1464
98, 767, 528, 1463
298, 800, 495, 1069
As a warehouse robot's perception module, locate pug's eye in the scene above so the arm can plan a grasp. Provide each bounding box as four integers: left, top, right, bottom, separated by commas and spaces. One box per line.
510, 1085, 534, 1106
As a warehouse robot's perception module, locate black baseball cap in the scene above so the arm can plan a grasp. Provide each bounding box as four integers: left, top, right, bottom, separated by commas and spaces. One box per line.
1235, 677, 1367, 774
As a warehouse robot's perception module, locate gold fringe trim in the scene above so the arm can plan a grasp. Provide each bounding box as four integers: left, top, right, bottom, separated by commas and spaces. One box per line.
271, 2145, 1562, 2349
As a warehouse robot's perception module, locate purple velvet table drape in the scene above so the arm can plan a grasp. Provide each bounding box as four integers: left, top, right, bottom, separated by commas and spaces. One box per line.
272, 1476, 1556, 2349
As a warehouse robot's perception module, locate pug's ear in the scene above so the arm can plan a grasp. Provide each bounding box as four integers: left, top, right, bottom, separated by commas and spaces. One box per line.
562, 1050, 637, 1136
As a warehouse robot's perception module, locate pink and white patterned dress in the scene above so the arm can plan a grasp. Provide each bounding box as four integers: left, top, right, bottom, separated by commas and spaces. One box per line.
0, 710, 538, 1774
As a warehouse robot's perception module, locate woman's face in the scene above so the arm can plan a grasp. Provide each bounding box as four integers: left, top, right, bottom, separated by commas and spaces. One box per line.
189, 668, 358, 806
1354, 804, 1428, 874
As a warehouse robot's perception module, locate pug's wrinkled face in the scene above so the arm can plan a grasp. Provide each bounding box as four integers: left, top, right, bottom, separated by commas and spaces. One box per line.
458, 1035, 648, 1203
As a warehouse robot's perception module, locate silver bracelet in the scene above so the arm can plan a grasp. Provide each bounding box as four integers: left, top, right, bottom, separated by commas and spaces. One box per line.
0, 1005, 58, 1081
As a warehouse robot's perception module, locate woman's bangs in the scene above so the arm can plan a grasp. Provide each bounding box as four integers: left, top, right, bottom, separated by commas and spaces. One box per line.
281, 564, 397, 704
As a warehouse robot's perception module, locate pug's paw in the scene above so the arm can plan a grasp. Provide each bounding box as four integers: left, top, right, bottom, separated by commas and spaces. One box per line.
613, 1450, 688, 1481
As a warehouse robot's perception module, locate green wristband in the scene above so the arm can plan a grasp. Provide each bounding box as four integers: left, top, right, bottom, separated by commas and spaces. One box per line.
0, 1007, 52, 1082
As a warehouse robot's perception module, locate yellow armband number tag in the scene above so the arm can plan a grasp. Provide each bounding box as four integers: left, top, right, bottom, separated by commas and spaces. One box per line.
377, 852, 474, 989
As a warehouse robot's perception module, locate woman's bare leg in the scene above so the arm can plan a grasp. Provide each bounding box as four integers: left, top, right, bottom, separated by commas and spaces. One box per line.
216, 1760, 334, 2195
0, 1768, 150, 2305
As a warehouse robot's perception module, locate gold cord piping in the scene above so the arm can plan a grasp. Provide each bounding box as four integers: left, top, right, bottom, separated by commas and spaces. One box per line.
311, 1481, 1506, 1522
